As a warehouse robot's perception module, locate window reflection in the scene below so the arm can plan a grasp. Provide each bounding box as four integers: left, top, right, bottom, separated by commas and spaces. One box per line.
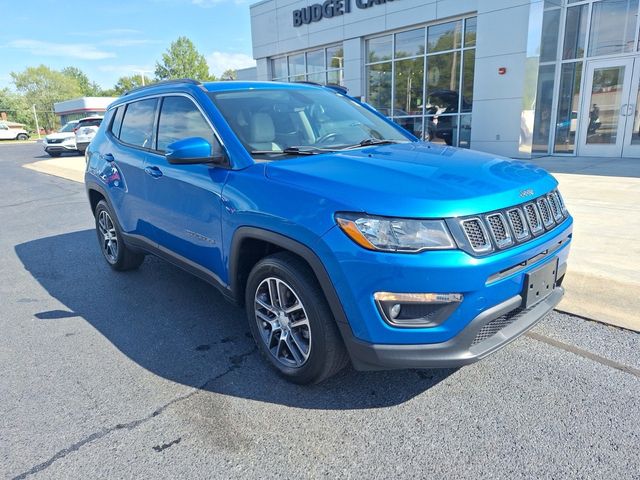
588, 0, 638, 57
427, 20, 462, 53
532, 65, 556, 153
395, 28, 425, 59
367, 63, 392, 111
554, 62, 582, 153
367, 35, 393, 62
563, 4, 588, 59
394, 58, 424, 114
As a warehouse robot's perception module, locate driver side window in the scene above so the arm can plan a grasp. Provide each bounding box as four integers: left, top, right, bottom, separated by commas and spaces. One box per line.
156, 96, 217, 153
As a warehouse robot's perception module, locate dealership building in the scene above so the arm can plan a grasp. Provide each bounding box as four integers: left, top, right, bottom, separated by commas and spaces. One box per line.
248, 0, 640, 159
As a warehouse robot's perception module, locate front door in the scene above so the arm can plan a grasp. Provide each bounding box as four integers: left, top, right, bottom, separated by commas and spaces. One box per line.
578, 57, 640, 158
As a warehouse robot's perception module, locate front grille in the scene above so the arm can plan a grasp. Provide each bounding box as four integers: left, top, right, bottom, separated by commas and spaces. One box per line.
507, 208, 529, 240
536, 197, 554, 228
547, 192, 563, 221
485, 213, 513, 248
471, 308, 525, 346
461, 218, 492, 253
453, 189, 568, 256
524, 203, 544, 234
47, 138, 63, 144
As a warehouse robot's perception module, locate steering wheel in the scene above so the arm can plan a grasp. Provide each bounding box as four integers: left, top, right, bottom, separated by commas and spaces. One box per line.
315, 132, 339, 145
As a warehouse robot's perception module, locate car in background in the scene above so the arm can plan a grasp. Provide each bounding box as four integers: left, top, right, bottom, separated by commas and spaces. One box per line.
43, 120, 79, 157
0, 123, 29, 141
74, 116, 103, 153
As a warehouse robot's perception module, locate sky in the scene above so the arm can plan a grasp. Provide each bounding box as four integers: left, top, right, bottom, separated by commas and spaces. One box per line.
0, 0, 256, 91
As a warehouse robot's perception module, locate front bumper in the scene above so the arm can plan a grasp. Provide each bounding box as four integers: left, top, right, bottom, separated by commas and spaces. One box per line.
339, 286, 563, 370
44, 144, 77, 153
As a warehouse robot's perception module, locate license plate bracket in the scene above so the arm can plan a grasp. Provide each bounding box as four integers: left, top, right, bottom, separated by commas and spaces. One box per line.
523, 258, 558, 309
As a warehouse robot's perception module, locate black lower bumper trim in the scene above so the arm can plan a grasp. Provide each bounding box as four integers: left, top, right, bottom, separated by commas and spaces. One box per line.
340, 287, 564, 371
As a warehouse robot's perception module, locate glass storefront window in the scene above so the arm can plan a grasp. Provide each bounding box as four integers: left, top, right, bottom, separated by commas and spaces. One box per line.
540, 8, 560, 62
563, 4, 588, 59
426, 51, 461, 112
532, 64, 556, 153
271, 57, 287, 80
588, 0, 638, 57
367, 62, 392, 111
367, 35, 393, 63
426, 115, 458, 146
306, 49, 325, 74
326, 46, 344, 70
554, 62, 582, 153
288, 53, 305, 81
462, 50, 475, 113
392, 116, 424, 139
427, 20, 462, 53
394, 58, 424, 114
464, 17, 477, 47
365, 17, 475, 148
395, 28, 425, 59
327, 69, 342, 85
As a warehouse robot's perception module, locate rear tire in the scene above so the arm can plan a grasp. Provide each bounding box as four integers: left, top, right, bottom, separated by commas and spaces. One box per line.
245, 252, 348, 384
94, 200, 144, 271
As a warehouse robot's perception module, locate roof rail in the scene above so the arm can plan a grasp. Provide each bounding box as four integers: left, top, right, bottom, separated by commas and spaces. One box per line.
123, 78, 202, 96
293, 80, 349, 95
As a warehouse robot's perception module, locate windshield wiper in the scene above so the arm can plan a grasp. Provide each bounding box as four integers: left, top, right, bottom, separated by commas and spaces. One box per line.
338, 138, 404, 150
250, 146, 322, 156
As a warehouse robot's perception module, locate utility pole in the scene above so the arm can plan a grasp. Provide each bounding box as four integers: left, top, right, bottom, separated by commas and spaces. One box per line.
32, 104, 41, 139
133, 70, 153, 87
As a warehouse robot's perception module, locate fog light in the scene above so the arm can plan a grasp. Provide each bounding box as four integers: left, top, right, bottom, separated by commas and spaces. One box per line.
374, 292, 463, 328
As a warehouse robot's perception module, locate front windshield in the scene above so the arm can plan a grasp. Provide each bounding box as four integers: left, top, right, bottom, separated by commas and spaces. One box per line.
60, 122, 77, 133
208, 87, 412, 158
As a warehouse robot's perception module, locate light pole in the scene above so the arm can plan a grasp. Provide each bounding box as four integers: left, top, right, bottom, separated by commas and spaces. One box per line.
133, 70, 153, 86
32, 104, 41, 139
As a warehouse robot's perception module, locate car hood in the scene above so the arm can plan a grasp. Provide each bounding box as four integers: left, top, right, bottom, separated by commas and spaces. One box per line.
45, 132, 75, 141
264, 142, 557, 218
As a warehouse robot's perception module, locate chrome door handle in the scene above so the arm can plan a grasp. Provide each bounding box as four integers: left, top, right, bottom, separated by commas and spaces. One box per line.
144, 166, 163, 178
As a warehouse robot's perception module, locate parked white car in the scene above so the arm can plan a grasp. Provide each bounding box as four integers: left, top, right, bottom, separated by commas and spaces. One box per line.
0, 123, 29, 141
43, 121, 79, 157
74, 116, 103, 154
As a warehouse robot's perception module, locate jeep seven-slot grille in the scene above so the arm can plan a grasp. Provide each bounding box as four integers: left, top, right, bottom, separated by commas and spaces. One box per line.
454, 189, 568, 256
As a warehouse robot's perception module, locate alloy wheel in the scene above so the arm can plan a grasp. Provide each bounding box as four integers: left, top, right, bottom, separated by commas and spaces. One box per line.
254, 277, 311, 368
97, 210, 118, 263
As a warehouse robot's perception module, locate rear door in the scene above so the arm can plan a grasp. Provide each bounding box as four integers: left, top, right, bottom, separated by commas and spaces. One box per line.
107, 98, 158, 236
142, 94, 228, 280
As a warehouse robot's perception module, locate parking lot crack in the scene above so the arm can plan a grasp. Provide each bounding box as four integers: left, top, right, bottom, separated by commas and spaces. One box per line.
11, 347, 256, 480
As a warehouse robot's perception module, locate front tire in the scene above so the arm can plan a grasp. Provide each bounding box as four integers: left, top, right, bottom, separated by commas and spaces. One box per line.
245, 252, 348, 384
16, 133, 28, 140
94, 200, 144, 271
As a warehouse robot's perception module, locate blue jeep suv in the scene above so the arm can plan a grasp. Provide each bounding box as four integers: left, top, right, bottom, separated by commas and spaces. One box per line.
85, 79, 572, 384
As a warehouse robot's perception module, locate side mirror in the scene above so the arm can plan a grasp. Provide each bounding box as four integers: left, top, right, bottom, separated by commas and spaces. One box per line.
165, 137, 226, 165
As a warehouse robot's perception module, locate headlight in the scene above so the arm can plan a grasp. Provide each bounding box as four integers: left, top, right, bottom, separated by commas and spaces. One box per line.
335, 213, 455, 252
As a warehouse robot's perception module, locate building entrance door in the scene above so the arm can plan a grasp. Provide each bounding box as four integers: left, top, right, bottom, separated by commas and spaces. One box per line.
577, 57, 640, 158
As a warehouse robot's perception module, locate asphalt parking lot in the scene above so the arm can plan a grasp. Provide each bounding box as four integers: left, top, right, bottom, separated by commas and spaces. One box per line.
2, 143, 639, 479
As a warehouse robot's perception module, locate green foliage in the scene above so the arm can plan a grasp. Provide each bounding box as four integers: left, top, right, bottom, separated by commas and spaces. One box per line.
11, 65, 83, 130
0, 88, 33, 128
220, 69, 237, 81
155, 36, 213, 81
113, 74, 154, 95
62, 66, 103, 96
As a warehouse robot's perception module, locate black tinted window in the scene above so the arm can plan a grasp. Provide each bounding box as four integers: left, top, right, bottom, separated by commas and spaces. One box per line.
156, 96, 216, 152
120, 99, 157, 148
110, 107, 124, 137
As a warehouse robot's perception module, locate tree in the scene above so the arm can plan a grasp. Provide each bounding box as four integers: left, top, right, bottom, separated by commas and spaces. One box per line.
11, 65, 83, 130
112, 74, 154, 95
0, 88, 33, 128
62, 67, 102, 96
155, 36, 212, 81
220, 69, 237, 81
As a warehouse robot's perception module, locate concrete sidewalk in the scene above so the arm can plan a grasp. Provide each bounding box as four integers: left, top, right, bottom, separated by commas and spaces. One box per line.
530, 156, 640, 332
23, 154, 640, 332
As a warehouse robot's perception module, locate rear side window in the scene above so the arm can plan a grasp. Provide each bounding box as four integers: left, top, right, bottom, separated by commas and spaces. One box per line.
156, 96, 217, 152
119, 99, 157, 148
110, 107, 124, 138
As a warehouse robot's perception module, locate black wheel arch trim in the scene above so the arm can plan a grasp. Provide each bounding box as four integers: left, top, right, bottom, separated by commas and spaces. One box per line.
229, 227, 351, 328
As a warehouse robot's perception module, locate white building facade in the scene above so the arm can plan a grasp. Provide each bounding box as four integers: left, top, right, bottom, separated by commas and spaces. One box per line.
249, 0, 640, 159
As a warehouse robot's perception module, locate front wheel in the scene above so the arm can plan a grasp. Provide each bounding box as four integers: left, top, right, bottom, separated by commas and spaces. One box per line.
94, 200, 144, 271
245, 252, 348, 384
16, 133, 28, 141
